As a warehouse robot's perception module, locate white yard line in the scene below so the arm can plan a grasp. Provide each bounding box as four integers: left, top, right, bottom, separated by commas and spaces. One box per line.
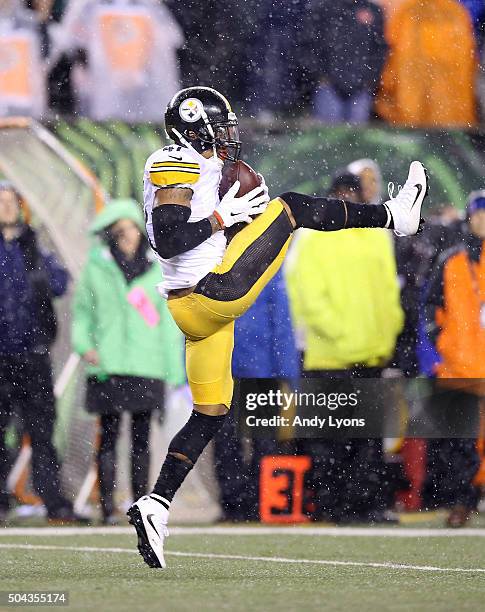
0, 543, 484, 574
1, 526, 485, 537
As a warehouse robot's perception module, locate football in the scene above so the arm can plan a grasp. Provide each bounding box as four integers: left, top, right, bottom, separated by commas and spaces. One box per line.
218, 159, 264, 242
218, 159, 262, 199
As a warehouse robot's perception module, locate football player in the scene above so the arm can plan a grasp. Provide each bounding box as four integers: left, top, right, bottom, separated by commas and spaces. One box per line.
128, 86, 428, 567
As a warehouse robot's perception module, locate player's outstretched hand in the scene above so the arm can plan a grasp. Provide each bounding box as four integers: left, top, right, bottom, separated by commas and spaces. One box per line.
216, 180, 268, 228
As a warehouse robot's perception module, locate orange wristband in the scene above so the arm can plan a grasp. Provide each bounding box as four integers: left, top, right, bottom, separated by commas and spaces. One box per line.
213, 210, 225, 229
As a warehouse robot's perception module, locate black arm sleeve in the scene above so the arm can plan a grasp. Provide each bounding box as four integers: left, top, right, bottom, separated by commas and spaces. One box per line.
152, 204, 213, 259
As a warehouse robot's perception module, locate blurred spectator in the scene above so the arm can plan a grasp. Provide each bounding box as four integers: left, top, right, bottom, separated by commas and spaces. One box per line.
286, 172, 403, 522
422, 191, 485, 526
287, 172, 403, 376
243, 0, 308, 119
166, 0, 252, 111
413, 204, 465, 294
232, 269, 299, 380
0, 1, 46, 117
374, 0, 408, 18
0, 182, 76, 523
395, 204, 465, 377
53, 0, 183, 121
347, 158, 383, 204
305, 0, 387, 124
26, 1, 66, 57
376, 0, 478, 127
459, 0, 485, 44
213, 269, 299, 521
72, 199, 184, 524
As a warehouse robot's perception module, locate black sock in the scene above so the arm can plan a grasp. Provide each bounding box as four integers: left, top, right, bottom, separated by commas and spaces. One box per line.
346, 201, 393, 229
152, 411, 227, 503
279, 191, 393, 230
151, 455, 193, 503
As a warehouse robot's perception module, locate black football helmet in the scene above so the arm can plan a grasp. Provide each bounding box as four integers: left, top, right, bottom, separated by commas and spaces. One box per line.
165, 86, 241, 161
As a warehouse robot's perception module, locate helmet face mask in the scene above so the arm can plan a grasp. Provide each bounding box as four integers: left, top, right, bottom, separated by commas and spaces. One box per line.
198, 122, 241, 162
165, 87, 241, 161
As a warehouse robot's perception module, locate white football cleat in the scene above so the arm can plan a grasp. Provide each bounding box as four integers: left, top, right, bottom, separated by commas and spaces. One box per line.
127, 494, 170, 568
384, 161, 428, 236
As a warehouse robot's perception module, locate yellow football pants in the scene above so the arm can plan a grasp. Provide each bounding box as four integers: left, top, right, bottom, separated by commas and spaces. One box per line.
167, 198, 293, 408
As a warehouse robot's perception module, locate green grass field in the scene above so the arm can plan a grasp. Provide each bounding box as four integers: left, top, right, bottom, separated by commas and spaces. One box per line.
1, 522, 485, 612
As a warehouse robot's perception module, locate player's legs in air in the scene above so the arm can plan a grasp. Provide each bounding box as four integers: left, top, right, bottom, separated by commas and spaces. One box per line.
128, 86, 427, 568
129, 164, 428, 568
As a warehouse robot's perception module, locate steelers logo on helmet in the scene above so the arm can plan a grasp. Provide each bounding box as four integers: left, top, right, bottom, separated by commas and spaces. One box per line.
165, 87, 242, 161
179, 98, 203, 123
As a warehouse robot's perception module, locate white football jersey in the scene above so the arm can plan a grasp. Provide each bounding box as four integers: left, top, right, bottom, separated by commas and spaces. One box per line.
143, 144, 226, 298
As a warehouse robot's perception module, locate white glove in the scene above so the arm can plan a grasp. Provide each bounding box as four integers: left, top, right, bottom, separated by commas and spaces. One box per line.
215, 180, 269, 228
251, 173, 270, 216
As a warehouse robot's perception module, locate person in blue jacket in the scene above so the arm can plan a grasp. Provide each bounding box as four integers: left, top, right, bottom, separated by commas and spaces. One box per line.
232, 268, 299, 379
213, 268, 299, 521
0, 182, 80, 523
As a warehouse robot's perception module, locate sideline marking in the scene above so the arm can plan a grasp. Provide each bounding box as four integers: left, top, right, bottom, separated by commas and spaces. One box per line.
0, 542, 484, 574
1, 526, 485, 537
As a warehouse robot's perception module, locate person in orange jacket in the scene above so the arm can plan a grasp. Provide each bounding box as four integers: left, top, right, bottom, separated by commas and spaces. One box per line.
376, 0, 478, 127
423, 191, 485, 526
